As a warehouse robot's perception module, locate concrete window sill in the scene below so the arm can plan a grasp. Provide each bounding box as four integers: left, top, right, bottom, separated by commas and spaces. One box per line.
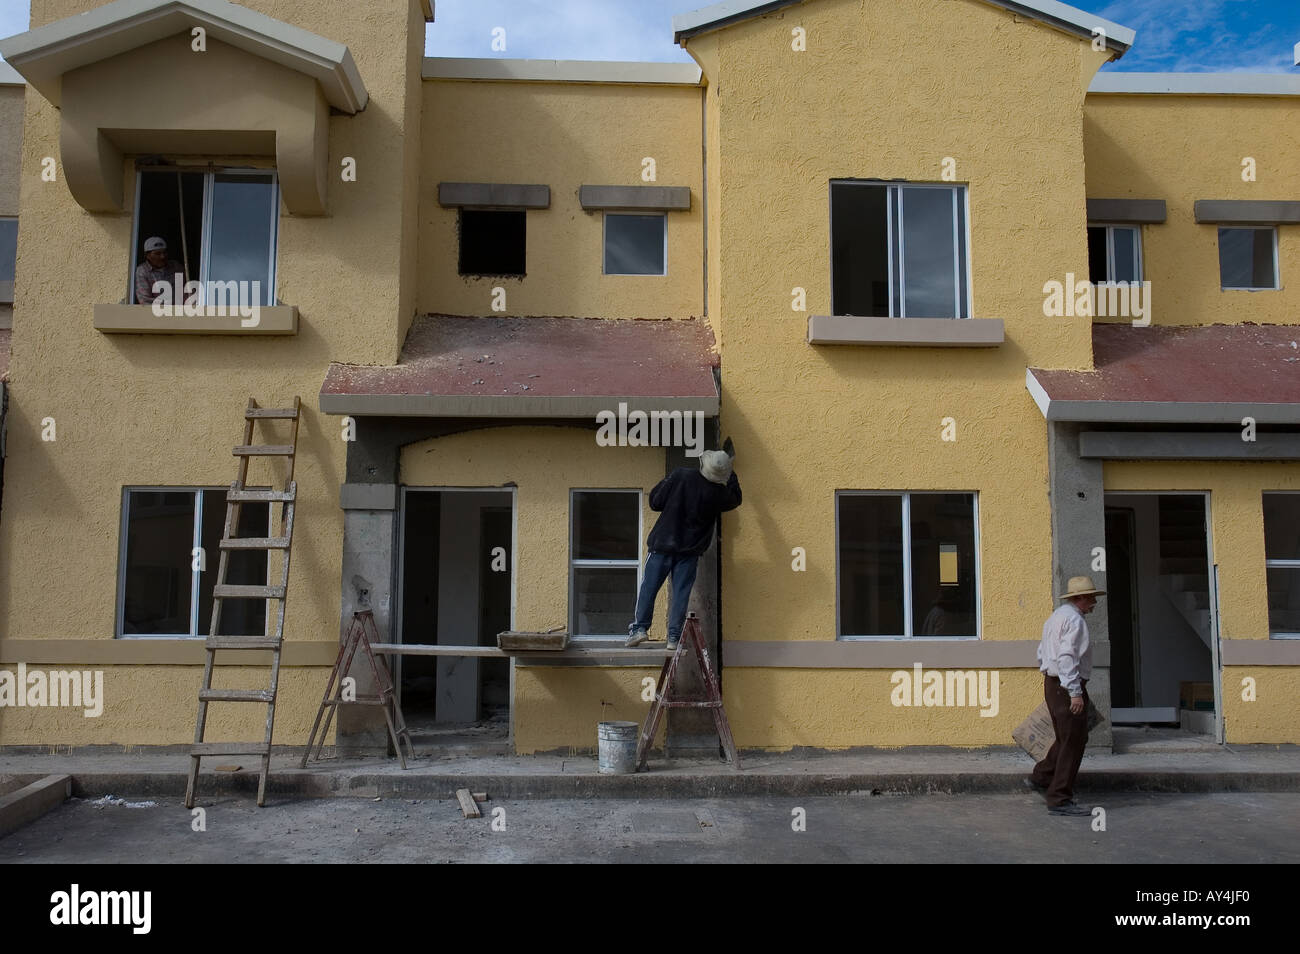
808, 315, 1004, 347
93, 303, 298, 335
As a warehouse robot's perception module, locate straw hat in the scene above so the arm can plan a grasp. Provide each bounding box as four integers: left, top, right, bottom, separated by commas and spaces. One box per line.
1058, 575, 1106, 600
699, 449, 733, 485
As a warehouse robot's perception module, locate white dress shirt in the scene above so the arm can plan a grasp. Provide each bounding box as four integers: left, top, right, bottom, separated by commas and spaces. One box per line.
1038, 601, 1091, 697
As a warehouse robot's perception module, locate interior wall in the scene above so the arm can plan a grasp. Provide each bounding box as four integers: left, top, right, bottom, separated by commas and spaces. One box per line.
1108, 493, 1212, 709
435, 490, 510, 722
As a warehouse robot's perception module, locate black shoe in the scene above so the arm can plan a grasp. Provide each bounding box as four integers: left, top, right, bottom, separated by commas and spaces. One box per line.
1047, 800, 1091, 816
1023, 777, 1048, 794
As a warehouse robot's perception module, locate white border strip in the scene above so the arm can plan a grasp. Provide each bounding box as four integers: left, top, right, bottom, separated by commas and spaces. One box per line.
1090, 72, 1300, 96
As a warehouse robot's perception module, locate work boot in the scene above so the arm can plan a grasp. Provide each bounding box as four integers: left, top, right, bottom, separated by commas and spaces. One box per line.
625, 628, 649, 647
1047, 799, 1091, 816
665, 635, 680, 652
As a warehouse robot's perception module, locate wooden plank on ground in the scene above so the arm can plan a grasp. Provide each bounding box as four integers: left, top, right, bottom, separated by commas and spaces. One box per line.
456, 789, 482, 819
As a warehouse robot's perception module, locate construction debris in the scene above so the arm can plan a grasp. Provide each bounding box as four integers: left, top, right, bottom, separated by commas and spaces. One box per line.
456, 789, 482, 818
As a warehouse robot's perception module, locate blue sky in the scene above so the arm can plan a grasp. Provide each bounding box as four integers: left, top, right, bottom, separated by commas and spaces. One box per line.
1, 0, 1298, 72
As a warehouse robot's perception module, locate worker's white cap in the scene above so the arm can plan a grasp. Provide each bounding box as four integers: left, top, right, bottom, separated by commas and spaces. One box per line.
143, 236, 167, 251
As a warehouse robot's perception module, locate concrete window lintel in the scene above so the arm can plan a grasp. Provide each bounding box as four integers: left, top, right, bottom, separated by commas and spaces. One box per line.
438, 182, 550, 209
579, 185, 691, 211
1086, 198, 1167, 224
808, 315, 1005, 347
93, 303, 298, 334
1194, 199, 1300, 224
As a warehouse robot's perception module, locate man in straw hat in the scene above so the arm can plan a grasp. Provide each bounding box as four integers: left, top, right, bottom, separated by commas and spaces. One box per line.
625, 439, 742, 651
1027, 575, 1105, 815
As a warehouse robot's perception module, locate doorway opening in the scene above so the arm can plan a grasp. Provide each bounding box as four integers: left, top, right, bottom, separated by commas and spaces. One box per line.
397, 487, 514, 751
1104, 493, 1217, 741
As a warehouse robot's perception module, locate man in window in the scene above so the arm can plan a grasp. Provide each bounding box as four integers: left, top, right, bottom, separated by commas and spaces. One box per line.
626, 440, 742, 651
134, 236, 183, 305
1027, 575, 1104, 816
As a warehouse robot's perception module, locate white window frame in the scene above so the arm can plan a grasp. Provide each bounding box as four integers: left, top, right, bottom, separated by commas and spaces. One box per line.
602, 212, 668, 276
830, 180, 972, 319
1263, 491, 1300, 639
128, 166, 280, 305
835, 490, 981, 640
1089, 223, 1143, 284
116, 486, 270, 639
568, 488, 644, 641
1217, 226, 1279, 291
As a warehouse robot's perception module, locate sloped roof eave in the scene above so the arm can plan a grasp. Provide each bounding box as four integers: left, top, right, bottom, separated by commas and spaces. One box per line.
0, 0, 367, 112
673, 0, 1134, 55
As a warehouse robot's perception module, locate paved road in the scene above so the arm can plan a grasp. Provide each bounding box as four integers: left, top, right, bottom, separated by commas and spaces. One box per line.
2, 791, 1296, 863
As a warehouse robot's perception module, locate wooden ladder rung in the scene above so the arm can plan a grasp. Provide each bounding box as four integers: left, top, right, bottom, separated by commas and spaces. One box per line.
321, 694, 392, 706
245, 408, 299, 419
220, 536, 291, 550
214, 584, 286, 599
207, 636, 283, 650
192, 742, 271, 756
226, 488, 296, 502
199, 688, 275, 703
233, 444, 296, 457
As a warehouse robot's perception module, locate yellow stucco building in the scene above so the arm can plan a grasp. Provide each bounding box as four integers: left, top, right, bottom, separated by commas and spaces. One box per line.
0, 0, 1296, 758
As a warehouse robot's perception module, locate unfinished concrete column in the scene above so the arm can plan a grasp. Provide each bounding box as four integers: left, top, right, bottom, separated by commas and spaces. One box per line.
1047, 420, 1112, 748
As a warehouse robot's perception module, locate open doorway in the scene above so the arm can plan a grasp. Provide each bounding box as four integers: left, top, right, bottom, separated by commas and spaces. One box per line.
397, 487, 514, 751
1104, 493, 1216, 738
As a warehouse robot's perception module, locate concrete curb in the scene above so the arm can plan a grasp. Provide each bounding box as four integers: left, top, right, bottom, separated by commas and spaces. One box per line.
0, 774, 71, 837
3, 769, 1295, 802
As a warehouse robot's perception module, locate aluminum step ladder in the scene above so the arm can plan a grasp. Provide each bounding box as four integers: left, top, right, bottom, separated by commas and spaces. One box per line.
185, 396, 301, 808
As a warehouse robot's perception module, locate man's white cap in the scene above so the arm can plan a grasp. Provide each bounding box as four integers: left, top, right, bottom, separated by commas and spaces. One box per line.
144, 236, 167, 252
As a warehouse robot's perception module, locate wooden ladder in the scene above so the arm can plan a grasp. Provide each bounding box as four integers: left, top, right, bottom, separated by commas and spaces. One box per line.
635, 613, 741, 771
301, 610, 415, 769
185, 396, 301, 809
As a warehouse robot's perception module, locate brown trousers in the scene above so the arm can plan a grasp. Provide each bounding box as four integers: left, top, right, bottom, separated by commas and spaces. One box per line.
1030, 674, 1090, 807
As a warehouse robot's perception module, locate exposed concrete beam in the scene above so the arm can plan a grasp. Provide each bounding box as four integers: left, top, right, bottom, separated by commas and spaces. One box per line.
1080, 431, 1300, 460
579, 185, 691, 211
1087, 198, 1167, 223
438, 182, 550, 209
1194, 200, 1300, 224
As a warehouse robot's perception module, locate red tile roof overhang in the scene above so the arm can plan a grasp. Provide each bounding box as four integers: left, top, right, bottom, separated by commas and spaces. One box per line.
1027, 323, 1300, 424
320, 315, 720, 418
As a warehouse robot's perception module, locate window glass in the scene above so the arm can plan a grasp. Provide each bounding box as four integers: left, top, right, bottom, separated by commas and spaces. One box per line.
605, 213, 665, 275
837, 494, 905, 636
570, 490, 640, 637
909, 493, 977, 637
1264, 493, 1300, 637
1110, 226, 1138, 283
901, 187, 959, 318
0, 217, 17, 283
1219, 228, 1276, 289
120, 489, 269, 637
831, 182, 967, 318
121, 491, 197, 635
572, 491, 639, 560
207, 173, 277, 305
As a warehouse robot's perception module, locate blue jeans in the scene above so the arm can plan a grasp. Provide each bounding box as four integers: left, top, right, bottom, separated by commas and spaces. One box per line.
630, 550, 699, 642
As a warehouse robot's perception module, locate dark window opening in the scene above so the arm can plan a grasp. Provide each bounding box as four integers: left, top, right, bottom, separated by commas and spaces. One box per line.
459, 209, 526, 276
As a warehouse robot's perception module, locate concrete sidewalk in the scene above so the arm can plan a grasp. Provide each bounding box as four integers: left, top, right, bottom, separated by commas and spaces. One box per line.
3, 740, 1298, 802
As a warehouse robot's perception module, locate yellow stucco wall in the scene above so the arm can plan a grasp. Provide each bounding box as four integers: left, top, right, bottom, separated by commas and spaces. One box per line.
688, 0, 1110, 747
1104, 460, 1300, 744
1085, 95, 1300, 326
400, 425, 666, 753
419, 79, 704, 320
0, 86, 21, 217
0, 0, 425, 745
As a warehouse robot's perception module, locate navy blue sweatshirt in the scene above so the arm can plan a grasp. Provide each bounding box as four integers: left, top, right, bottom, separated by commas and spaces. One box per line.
645, 466, 742, 556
